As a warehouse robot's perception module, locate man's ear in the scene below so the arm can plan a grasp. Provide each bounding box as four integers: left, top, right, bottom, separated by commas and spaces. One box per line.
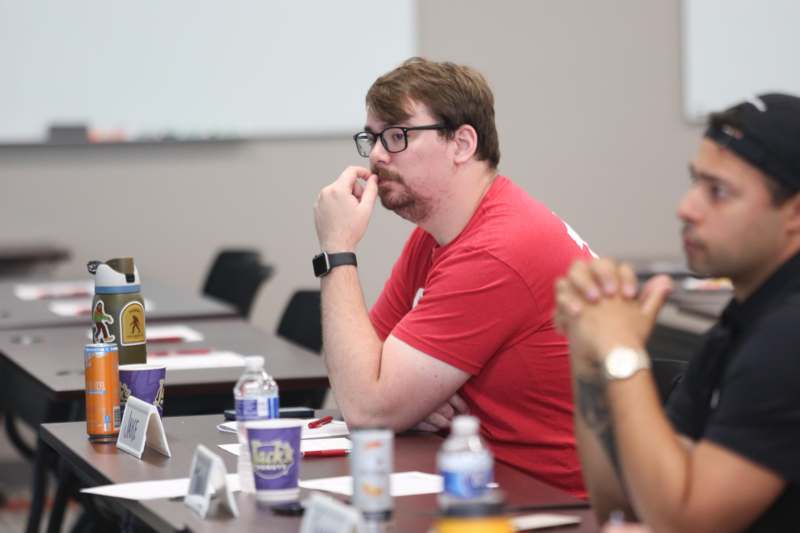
452, 124, 478, 164
783, 192, 800, 234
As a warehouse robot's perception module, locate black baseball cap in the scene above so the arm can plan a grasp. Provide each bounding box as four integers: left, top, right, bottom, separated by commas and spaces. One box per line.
705, 93, 800, 191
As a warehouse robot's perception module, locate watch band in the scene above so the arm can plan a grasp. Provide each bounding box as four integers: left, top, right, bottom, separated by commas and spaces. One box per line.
313, 252, 357, 278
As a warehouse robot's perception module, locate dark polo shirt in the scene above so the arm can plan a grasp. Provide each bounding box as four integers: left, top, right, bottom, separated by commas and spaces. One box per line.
667, 251, 800, 532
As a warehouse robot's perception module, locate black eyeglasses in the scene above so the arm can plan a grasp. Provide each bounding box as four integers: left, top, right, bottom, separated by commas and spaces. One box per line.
353, 124, 449, 158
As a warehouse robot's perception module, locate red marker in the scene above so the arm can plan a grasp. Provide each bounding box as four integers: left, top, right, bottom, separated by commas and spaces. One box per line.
147, 336, 186, 344
302, 449, 350, 457
308, 415, 333, 429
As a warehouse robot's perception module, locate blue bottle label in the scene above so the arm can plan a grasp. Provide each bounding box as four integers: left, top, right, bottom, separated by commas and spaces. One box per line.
441, 468, 493, 499
235, 395, 279, 421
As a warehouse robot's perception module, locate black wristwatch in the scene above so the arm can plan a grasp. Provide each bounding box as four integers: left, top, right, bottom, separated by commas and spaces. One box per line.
312, 252, 357, 278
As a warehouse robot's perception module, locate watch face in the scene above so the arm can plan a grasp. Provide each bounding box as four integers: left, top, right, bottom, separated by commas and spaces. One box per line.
607, 350, 636, 378
312, 254, 329, 277
605, 347, 647, 380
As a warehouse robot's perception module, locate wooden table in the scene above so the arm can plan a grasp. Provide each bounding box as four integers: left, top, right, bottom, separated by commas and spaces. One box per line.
41, 414, 596, 532
0, 318, 328, 533
0, 278, 237, 330
0, 319, 327, 428
0, 242, 70, 278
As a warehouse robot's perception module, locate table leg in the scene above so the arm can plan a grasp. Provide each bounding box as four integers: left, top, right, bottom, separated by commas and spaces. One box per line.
25, 435, 51, 533
46, 458, 75, 533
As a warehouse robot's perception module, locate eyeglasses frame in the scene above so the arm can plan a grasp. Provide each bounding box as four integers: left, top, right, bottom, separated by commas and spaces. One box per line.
352, 123, 450, 158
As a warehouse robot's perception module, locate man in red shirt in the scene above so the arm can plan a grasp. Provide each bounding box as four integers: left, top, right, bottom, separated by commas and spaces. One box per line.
313, 57, 593, 497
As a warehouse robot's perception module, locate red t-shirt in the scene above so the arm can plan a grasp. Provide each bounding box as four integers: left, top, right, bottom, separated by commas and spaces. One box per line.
369, 176, 593, 498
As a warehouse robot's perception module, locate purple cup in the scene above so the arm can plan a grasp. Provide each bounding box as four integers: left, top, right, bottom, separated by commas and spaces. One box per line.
245, 419, 303, 503
119, 364, 166, 417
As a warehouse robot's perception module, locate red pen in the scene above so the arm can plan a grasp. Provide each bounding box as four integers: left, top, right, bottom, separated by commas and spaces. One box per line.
302, 449, 350, 457
308, 415, 333, 429
147, 336, 186, 344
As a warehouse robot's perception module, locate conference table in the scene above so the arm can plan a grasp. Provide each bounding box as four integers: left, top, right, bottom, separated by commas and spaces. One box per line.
40, 414, 597, 532
0, 318, 328, 429
0, 318, 329, 533
0, 278, 237, 331
0, 277, 329, 533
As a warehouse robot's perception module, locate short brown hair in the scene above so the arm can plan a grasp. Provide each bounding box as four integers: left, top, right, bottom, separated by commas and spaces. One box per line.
366, 57, 500, 169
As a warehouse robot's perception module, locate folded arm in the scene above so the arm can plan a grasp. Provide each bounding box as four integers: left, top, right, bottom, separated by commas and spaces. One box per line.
556, 259, 785, 532
321, 265, 470, 430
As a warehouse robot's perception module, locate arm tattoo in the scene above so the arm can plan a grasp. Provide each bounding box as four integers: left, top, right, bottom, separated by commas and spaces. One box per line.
576, 375, 627, 489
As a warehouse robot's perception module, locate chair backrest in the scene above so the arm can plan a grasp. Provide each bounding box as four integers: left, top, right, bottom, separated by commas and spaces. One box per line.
202, 249, 274, 317
651, 358, 688, 405
276, 289, 326, 408
276, 290, 322, 353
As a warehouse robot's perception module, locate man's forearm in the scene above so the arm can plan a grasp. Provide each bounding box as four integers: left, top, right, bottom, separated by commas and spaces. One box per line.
572, 370, 635, 520
608, 371, 694, 531
320, 265, 386, 425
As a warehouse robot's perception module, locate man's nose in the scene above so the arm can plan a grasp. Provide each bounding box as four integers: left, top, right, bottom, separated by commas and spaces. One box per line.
677, 186, 702, 225
369, 138, 390, 166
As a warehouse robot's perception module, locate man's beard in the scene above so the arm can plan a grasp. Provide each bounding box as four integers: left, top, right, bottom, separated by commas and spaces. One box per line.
372, 167, 432, 223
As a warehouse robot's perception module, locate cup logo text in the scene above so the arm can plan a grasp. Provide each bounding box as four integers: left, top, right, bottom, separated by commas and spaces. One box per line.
250, 438, 295, 480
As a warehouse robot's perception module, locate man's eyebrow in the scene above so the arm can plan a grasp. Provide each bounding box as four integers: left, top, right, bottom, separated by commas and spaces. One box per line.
688, 164, 723, 183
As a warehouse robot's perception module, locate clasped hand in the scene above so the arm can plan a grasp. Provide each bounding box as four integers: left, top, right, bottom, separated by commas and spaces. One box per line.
314, 166, 378, 252
554, 258, 673, 365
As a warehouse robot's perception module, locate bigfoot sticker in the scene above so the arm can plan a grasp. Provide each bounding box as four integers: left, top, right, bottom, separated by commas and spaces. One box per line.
120, 301, 146, 346
92, 300, 115, 343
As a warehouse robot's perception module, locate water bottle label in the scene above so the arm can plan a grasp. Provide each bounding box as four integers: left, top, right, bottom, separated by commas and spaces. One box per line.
441, 468, 493, 499
267, 395, 279, 419
235, 396, 280, 420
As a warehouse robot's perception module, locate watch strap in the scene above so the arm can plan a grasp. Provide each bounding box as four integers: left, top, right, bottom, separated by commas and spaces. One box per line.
313, 252, 357, 277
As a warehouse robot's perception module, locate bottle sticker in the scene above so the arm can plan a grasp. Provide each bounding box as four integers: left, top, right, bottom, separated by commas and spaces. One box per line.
442, 469, 493, 499
267, 396, 279, 419
92, 299, 115, 343
120, 301, 146, 346
236, 396, 280, 420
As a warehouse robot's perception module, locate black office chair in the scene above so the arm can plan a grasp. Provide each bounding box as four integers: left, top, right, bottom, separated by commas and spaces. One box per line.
276, 289, 327, 408
651, 358, 688, 404
277, 290, 322, 353
202, 249, 274, 318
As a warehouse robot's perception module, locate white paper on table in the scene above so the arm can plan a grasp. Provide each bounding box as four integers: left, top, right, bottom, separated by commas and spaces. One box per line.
510, 513, 581, 531
299, 471, 443, 497
148, 351, 244, 370
14, 280, 93, 301
217, 419, 350, 440
218, 437, 352, 457
81, 473, 240, 500
146, 324, 204, 343
50, 298, 155, 317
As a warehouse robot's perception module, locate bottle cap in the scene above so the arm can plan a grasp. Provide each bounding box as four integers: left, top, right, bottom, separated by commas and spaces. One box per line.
451, 415, 479, 435
244, 355, 265, 371
90, 257, 141, 289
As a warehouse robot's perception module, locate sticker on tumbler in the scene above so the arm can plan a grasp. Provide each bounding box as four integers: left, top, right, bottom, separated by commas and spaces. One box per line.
92, 300, 115, 343
120, 301, 146, 346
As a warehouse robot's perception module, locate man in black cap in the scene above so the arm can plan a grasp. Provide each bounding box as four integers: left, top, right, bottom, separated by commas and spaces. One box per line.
555, 93, 800, 532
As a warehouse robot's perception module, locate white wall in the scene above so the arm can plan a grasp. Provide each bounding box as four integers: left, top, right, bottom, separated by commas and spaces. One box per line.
0, 0, 701, 333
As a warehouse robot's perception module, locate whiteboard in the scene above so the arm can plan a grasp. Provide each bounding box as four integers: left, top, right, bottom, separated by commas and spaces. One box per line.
0, 1, 416, 143
682, 0, 800, 121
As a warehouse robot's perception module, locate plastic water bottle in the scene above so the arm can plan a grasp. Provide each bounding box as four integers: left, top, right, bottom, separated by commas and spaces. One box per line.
437, 415, 494, 510
233, 355, 279, 493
